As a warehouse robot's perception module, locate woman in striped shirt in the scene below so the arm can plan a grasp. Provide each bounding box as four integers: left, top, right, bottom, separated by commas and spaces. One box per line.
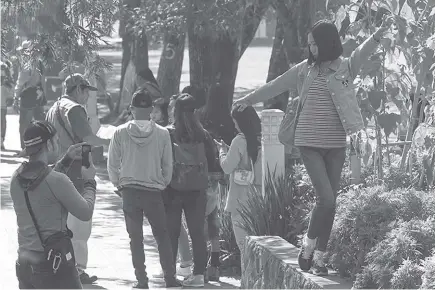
234, 18, 392, 276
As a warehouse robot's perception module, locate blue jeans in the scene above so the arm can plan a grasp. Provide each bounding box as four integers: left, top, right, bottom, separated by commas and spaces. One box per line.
16, 259, 82, 289
299, 146, 346, 251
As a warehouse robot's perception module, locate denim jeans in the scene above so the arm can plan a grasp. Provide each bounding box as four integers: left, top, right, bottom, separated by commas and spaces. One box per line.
163, 188, 207, 275
121, 187, 175, 283
299, 146, 346, 252
178, 215, 193, 264
16, 259, 82, 289
19, 106, 45, 149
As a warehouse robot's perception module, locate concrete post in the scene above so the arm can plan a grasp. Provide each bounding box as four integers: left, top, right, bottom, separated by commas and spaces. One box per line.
261, 109, 285, 193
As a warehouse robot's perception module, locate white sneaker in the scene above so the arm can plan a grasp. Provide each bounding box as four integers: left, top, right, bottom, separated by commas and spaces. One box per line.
182, 274, 204, 287
152, 268, 164, 278
176, 263, 192, 277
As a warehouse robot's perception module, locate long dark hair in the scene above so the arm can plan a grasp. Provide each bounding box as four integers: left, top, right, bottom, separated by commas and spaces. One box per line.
231, 105, 261, 164
307, 20, 343, 66
153, 98, 169, 126
174, 94, 206, 143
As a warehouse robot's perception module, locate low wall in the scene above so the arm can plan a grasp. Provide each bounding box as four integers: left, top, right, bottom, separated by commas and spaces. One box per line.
241, 236, 352, 289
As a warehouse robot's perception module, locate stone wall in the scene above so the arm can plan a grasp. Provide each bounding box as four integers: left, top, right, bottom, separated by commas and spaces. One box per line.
241, 236, 352, 289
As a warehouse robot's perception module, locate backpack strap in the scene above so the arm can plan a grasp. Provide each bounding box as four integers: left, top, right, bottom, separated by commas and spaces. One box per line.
24, 190, 45, 248
56, 101, 80, 143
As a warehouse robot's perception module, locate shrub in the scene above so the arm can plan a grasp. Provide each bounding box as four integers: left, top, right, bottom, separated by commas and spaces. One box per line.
326, 187, 435, 279
390, 260, 424, 289
421, 253, 435, 289
237, 168, 314, 247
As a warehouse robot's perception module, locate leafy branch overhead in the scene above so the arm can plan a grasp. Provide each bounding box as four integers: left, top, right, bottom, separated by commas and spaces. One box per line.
1, 0, 118, 76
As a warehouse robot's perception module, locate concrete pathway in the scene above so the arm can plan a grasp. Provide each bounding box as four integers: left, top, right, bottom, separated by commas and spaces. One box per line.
1, 114, 240, 289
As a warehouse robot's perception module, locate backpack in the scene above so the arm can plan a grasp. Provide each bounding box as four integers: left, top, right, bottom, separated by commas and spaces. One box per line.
170, 139, 209, 192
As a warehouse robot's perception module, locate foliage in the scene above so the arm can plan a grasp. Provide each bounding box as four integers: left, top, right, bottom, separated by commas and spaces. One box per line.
218, 182, 241, 274
134, 0, 247, 41
421, 252, 435, 289
325, 185, 435, 285
237, 168, 314, 247
1, 0, 117, 76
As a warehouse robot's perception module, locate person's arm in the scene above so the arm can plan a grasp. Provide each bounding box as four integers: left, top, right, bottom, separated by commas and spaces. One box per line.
240, 60, 306, 106
51, 174, 96, 221
204, 130, 220, 172
52, 154, 74, 174
107, 129, 121, 187
161, 130, 173, 186
219, 135, 243, 175
348, 35, 379, 79
14, 69, 29, 101
67, 106, 110, 146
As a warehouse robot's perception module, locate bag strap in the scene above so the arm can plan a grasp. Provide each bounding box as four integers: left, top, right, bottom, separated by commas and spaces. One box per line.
56, 102, 79, 143
24, 190, 45, 247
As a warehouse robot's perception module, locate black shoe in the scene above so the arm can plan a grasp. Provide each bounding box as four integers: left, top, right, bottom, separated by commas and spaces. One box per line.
309, 263, 329, 276
133, 281, 149, 289
165, 278, 182, 288
298, 245, 314, 272
80, 272, 98, 284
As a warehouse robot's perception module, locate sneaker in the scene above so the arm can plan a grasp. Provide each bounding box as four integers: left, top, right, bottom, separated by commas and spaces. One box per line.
133, 281, 149, 289
207, 266, 220, 282
298, 244, 315, 272
309, 262, 328, 276
182, 275, 204, 288
177, 263, 192, 277
152, 269, 164, 279
79, 272, 98, 284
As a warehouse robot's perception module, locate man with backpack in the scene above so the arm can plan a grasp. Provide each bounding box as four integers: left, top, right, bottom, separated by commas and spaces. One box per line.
45, 73, 110, 284
107, 85, 180, 289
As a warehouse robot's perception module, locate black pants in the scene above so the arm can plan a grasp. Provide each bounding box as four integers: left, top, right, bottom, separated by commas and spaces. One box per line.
16, 259, 82, 289
121, 187, 176, 283
164, 188, 207, 275
19, 106, 45, 149
299, 146, 346, 251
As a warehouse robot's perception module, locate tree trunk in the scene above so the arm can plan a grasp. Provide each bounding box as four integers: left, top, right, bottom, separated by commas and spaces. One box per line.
239, 0, 270, 58
157, 31, 186, 99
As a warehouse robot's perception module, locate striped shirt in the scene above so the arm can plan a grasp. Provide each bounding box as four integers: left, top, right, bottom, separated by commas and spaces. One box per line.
294, 71, 346, 148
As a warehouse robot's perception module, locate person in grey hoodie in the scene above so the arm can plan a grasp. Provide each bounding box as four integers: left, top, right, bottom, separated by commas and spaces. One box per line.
10, 121, 97, 289
107, 85, 180, 289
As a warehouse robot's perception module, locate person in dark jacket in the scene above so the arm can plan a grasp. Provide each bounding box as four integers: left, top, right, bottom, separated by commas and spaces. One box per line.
10, 121, 97, 289
164, 93, 219, 288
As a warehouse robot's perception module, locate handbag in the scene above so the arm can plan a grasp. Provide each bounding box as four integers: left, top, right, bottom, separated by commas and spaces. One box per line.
233, 158, 255, 186
24, 189, 75, 274
278, 65, 310, 158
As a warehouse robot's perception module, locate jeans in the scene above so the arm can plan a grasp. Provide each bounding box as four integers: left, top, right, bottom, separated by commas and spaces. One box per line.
16, 259, 82, 289
122, 187, 175, 283
1, 108, 6, 141
19, 106, 45, 149
177, 206, 220, 264
299, 146, 346, 252
164, 188, 207, 275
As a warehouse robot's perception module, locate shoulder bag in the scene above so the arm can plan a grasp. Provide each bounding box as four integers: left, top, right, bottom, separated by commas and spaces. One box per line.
233, 157, 255, 186
24, 189, 74, 274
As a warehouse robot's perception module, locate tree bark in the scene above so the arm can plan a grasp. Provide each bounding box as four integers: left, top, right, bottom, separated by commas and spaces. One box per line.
157, 31, 186, 99
239, 0, 270, 58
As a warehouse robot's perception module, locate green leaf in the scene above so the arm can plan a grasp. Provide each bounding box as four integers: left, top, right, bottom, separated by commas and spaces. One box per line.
368, 90, 386, 110
378, 112, 401, 137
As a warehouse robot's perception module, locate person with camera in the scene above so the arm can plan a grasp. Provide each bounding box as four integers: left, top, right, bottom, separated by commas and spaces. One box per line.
13, 40, 47, 150
10, 121, 97, 288
45, 73, 110, 284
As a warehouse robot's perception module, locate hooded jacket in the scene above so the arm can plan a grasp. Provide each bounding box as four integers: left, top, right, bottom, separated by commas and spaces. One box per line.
107, 120, 173, 191
9, 155, 96, 263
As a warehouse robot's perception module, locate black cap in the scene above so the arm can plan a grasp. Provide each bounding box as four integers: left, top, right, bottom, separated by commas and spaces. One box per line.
64, 73, 98, 94
22, 121, 57, 156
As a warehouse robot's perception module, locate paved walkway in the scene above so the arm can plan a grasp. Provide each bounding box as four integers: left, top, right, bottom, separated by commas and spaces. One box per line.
1, 114, 240, 289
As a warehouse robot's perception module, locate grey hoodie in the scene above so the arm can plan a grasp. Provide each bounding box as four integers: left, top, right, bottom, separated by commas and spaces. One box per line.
9, 156, 96, 263
108, 120, 173, 191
